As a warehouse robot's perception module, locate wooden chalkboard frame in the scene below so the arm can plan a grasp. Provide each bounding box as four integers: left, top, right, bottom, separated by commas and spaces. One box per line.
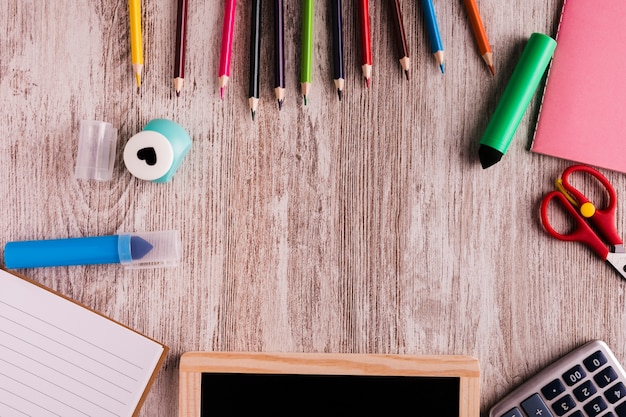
178, 352, 480, 417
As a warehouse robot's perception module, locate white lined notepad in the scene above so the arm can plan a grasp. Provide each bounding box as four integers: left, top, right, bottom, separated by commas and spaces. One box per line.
0, 269, 167, 417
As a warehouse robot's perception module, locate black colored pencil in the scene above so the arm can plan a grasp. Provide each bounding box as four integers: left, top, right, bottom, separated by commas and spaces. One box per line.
388, 0, 410, 80
330, 0, 344, 100
274, 0, 285, 109
249, 0, 262, 120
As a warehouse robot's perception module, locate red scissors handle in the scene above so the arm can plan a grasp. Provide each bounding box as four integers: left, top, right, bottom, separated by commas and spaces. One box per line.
560, 165, 622, 246
541, 191, 609, 259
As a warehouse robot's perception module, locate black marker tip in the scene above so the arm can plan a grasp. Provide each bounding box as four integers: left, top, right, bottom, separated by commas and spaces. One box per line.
478, 145, 503, 169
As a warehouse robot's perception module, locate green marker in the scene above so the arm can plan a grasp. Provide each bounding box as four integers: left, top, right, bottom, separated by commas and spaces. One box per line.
300, 0, 314, 105
479, 33, 556, 169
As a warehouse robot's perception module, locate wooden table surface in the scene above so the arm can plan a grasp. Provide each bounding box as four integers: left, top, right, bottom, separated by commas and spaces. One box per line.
3, 0, 626, 416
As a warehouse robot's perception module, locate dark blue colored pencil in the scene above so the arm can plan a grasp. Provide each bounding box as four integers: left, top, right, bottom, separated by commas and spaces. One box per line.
330, 0, 344, 100
249, 0, 262, 120
274, 0, 285, 109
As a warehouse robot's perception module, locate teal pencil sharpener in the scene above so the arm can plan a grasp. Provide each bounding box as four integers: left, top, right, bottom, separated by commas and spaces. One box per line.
123, 119, 192, 183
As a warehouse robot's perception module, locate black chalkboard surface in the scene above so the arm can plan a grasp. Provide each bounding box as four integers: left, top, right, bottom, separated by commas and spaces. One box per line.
179, 352, 480, 417
201, 373, 459, 415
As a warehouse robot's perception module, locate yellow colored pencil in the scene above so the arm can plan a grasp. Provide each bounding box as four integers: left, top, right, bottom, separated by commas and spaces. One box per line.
128, 0, 144, 88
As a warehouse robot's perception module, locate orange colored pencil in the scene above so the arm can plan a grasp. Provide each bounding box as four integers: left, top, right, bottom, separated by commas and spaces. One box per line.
463, 0, 494, 75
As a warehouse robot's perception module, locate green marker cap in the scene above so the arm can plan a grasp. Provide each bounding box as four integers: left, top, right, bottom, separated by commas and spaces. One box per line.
479, 33, 556, 168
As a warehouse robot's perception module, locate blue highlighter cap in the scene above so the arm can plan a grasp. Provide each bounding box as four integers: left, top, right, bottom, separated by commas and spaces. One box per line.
119, 230, 181, 269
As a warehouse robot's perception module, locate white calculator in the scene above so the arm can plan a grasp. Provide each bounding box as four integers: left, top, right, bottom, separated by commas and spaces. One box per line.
489, 340, 626, 417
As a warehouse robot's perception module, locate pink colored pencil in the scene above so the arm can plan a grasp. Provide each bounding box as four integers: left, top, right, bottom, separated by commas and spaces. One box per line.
219, 0, 237, 99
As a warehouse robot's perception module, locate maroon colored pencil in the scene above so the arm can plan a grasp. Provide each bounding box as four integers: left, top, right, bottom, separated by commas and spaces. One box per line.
388, 0, 410, 80
174, 0, 188, 96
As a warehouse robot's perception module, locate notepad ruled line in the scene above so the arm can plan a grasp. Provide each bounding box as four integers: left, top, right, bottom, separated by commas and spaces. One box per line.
0, 311, 139, 382
0, 398, 33, 417
0, 299, 143, 371
0, 342, 129, 402
0, 371, 91, 416
0, 358, 126, 416
0, 330, 132, 394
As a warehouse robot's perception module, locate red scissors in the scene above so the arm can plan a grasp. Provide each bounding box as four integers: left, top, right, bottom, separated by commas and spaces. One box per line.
540, 165, 626, 279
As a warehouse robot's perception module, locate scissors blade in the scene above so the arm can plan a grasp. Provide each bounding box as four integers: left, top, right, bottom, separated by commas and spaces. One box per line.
606, 252, 626, 280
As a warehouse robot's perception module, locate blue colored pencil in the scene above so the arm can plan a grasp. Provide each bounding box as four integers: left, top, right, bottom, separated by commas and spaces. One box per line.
420, 0, 444, 73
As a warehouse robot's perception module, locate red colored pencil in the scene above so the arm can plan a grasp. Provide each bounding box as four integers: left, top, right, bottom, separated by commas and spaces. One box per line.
357, 0, 372, 87
219, 0, 237, 99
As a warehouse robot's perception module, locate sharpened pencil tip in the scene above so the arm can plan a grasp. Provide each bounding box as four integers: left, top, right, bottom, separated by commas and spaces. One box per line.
405, 70, 409, 81
365, 77, 371, 88
440, 64, 445, 74
303, 95, 307, 106
337, 89, 342, 101
176, 90, 180, 97
251, 110, 255, 121
488, 65, 495, 76
278, 99, 283, 111
220, 87, 225, 100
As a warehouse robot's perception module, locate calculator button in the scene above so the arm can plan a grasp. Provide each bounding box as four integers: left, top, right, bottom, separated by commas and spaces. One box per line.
567, 412, 583, 417
595, 367, 619, 388
563, 364, 587, 386
500, 408, 523, 417
605, 382, 626, 404
583, 396, 608, 416
521, 394, 554, 417
603, 413, 616, 417
551, 394, 576, 416
615, 401, 626, 417
542, 379, 566, 400
584, 351, 608, 372
573, 380, 597, 402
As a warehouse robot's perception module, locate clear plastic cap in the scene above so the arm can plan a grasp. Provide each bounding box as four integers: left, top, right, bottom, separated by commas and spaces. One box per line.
75, 120, 118, 181
118, 230, 181, 269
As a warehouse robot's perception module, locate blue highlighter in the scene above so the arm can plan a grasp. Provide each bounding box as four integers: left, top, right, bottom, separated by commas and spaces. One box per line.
4, 231, 180, 269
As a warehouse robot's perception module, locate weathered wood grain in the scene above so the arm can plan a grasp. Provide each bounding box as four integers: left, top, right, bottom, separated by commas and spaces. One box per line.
4, 1, 626, 416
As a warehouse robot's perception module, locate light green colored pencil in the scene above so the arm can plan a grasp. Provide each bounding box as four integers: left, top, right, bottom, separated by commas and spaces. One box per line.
300, 0, 314, 105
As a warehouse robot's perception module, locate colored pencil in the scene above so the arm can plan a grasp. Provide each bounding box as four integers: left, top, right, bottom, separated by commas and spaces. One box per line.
330, 0, 344, 100
357, 0, 372, 87
463, 0, 494, 75
128, 0, 143, 89
249, 0, 262, 120
388, 0, 410, 80
219, 0, 237, 99
300, 0, 314, 105
420, 0, 444, 73
174, 0, 188, 96
274, 0, 285, 109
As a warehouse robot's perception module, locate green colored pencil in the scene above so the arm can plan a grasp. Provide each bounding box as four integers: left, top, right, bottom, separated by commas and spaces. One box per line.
300, 0, 314, 105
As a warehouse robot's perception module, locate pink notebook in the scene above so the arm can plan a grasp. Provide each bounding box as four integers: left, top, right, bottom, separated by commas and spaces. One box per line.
531, 0, 626, 173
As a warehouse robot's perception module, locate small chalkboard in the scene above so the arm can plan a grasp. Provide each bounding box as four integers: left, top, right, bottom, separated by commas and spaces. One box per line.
178, 352, 480, 416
